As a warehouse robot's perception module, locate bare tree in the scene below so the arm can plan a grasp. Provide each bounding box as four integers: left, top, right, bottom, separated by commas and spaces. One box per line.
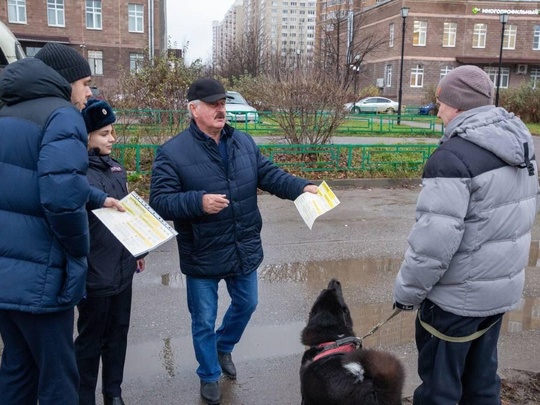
256, 69, 350, 145
317, 3, 387, 93
110, 44, 205, 143
216, 12, 270, 78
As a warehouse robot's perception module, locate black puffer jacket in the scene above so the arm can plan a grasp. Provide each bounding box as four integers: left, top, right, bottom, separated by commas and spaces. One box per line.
86, 150, 137, 297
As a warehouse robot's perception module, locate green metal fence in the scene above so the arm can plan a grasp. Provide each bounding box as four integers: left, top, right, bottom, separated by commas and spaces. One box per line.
113, 109, 443, 137
111, 143, 438, 175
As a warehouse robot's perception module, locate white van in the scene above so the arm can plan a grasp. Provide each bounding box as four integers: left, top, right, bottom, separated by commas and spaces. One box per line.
0, 20, 25, 68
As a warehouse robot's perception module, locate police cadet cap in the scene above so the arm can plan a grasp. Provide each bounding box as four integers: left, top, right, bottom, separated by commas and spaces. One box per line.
81, 98, 116, 133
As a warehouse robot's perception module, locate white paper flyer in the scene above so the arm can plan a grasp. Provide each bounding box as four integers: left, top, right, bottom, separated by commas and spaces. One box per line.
92, 191, 177, 256
294, 181, 340, 230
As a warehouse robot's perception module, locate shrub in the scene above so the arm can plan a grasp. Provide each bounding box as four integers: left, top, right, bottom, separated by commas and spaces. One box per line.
499, 83, 540, 123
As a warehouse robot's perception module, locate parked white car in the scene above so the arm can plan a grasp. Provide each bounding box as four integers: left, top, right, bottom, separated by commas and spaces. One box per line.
0, 20, 25, 69
344, 97, 404, 114
226, 91, 258, 122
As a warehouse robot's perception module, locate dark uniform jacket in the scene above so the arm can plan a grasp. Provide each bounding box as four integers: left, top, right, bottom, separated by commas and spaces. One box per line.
150, 121, 310, 278
86, 151, 137, 297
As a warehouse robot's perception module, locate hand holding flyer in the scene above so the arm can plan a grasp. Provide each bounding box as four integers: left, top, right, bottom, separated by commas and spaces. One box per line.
294, 181, 340, 229
92, 191, 177, 256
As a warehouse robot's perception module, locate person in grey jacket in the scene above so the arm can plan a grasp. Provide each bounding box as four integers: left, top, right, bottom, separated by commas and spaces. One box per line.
393, 65, 539, 405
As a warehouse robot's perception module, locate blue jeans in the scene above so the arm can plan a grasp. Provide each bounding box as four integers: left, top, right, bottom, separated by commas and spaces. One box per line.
186, 271, 258, 382
414, 300, 503, 405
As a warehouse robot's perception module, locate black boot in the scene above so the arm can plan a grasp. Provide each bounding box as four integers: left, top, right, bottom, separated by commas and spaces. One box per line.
218, 351, 237, 379
200, 381, 221, 405
103, 396, 125, 405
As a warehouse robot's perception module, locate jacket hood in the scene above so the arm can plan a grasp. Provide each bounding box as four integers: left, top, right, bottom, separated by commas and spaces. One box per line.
442, 105, 535, 167
0, 57, 72, 106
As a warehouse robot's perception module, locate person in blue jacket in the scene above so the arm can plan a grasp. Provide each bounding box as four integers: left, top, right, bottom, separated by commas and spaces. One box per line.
0, 43, 123, 405
150, 78, 318, 405
75, 99, 145, 405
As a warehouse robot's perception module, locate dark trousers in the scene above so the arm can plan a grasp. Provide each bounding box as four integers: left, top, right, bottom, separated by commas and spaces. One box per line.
0, 308, 79, 405
414, 300, 503, 405
75, 286, 132, 405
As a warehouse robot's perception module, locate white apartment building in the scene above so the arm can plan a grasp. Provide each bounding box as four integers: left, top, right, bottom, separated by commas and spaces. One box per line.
213, 0, 317, 67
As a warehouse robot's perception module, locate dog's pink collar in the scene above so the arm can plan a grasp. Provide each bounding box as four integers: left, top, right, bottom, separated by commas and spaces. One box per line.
312, 337, 361, 362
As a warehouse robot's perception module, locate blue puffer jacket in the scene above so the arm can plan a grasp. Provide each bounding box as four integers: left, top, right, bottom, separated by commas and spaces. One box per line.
0, 58, 103, 313
150, 121, 310, 278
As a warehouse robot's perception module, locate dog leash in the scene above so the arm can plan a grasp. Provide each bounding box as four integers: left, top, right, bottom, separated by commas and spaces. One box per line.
360, 308, 402, 341
417, 311, 502, 343
359, 307, 501, 343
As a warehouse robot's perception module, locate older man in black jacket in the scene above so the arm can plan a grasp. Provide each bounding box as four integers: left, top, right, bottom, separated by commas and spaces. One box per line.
150, 78, 317, 405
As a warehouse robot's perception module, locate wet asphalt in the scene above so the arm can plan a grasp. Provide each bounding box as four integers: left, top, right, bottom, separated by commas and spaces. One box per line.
2, 134, 540, 404
116, 185, 540, 405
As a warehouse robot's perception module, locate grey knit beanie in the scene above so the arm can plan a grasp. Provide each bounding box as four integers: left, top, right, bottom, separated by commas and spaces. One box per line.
436, 65, 493, 111
35, 43, 92, 84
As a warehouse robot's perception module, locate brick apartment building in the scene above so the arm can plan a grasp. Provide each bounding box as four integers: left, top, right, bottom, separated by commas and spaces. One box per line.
0, 0, 167, 91
346, 0, 540, 105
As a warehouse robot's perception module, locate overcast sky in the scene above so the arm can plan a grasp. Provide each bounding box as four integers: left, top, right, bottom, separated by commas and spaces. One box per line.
166, 1, 236, 63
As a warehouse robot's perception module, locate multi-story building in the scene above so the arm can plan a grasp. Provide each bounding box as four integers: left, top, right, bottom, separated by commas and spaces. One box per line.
0, 0, 167, 90
215, 0, 539, 105
213, 0, 244, 68
351, 0, 540, 105
213, 0, 317, 68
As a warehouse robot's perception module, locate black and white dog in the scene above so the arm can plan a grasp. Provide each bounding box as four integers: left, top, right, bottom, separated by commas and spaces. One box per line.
300, 279, 405, 405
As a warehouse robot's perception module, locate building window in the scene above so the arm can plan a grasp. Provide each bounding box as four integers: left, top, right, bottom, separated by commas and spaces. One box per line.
410, 65, 424, 87
88, 50, 103, 75
25, 46, 41, 56
443, 22, 456, 47
503, 25, 517, 50
385, 64, 392, 87
47, 0, 64, 27
128, 4, 144, 33
472, 23, 487, 48
440, 66, 453, 80
389, 23, 394, 47
534, 26, 540, 50
8, 0, 26, 23
530, 68, 540, 89
413, 21, 427, 46
485, 67, 509, 89
86, 0, 102, 29
130, 53, 144, 72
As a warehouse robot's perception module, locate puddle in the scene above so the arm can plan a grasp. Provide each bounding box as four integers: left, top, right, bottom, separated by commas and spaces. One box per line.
146, 244, 540, 377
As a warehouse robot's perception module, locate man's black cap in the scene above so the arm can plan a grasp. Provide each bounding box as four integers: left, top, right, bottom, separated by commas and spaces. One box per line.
187, 78, 228, 103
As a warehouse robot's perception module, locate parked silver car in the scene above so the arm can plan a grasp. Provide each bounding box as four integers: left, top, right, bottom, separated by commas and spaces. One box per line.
226, 91, 258, 122
344, 97, 404, 114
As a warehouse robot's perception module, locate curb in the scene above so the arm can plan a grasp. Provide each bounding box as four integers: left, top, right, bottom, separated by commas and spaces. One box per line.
320, 178, 422, 189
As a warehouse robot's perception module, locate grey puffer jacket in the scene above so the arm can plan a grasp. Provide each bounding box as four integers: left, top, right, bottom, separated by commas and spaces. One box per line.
394, 105, 539, 317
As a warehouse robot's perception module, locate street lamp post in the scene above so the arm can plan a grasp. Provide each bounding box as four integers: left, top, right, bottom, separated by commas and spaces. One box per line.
397, 7, 409, 125
351, 55, 360, 113
495, 13, 508, 107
